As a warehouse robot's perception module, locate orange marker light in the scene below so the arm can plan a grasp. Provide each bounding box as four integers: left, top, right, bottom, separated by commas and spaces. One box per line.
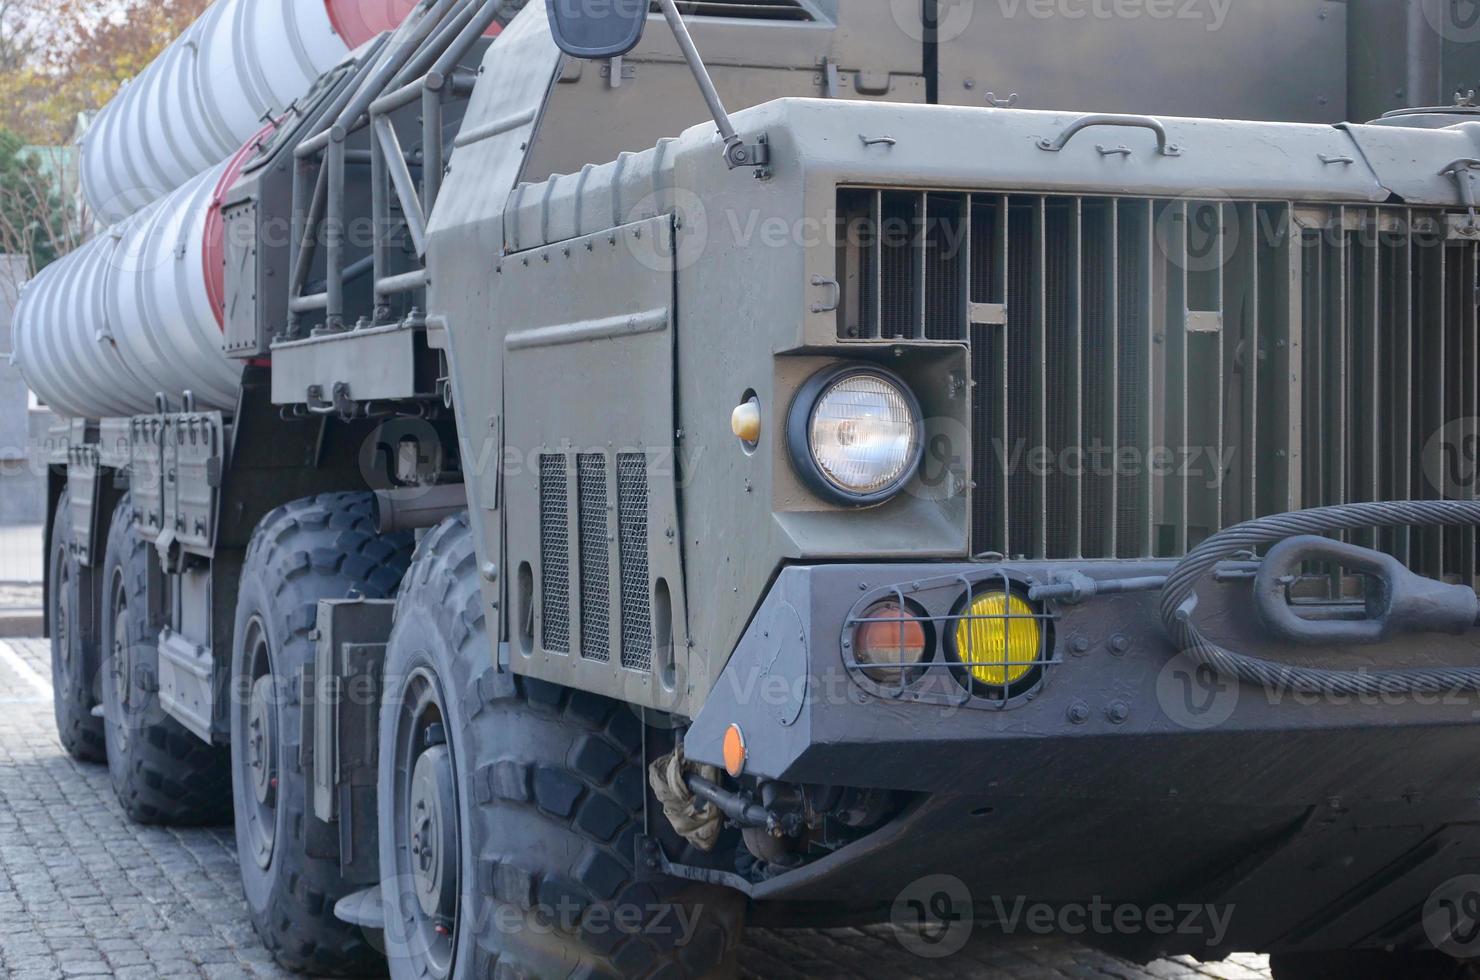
731, 399, 762, 447
722, 724, 747, 778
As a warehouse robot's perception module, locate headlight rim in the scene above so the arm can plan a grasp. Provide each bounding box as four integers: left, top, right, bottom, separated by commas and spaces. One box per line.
786, 363, 925, 507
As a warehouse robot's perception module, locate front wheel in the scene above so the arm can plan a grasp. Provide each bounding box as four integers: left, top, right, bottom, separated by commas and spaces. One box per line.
378, 514, 746, 980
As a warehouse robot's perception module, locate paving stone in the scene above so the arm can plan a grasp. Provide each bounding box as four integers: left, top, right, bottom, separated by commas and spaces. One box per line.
0, 638, 1274, 979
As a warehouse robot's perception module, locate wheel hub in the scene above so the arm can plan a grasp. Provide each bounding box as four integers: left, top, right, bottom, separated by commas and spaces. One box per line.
54, 562, 70, 673
239, 632, 280, 874
247, 676, 278, 809
109, 581, 132, 751
409, 744, 457, 921
393, 672, 461, 979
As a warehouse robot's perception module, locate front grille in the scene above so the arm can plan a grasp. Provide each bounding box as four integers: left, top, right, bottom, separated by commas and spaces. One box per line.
539, 454, 571, 654
838, 189, 1478, 582
578, 454, 611, 663
617, 454, 654, 672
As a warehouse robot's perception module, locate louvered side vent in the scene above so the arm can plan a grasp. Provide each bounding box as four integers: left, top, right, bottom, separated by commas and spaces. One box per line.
839, 188, 1480, 584
578, 454, 611, 663
653, 0, 815, 20
617, 454, 653, 672
539, 454, 571, 654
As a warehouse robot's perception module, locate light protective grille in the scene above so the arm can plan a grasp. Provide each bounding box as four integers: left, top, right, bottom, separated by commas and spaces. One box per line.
842, 570, 1059, 711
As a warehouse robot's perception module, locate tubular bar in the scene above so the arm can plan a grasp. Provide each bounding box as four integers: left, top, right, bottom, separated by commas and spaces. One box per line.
285, 0, 495, 340
374, 117, 429, 257
378, 269, 430, 296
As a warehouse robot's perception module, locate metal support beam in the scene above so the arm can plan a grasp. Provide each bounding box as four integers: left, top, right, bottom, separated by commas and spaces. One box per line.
373, 117, 429, 258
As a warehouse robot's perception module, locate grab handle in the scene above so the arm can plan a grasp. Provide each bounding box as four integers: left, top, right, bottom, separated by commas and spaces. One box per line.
1037, 114, 1181, 157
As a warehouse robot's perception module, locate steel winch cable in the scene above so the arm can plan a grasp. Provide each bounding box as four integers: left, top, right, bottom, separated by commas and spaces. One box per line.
1159, 500, 1480, 697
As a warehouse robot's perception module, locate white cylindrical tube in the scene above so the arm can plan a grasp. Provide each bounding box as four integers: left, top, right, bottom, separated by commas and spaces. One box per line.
14, 161, 240, 420
30, 0, 426, 418
80, 0, 417, 225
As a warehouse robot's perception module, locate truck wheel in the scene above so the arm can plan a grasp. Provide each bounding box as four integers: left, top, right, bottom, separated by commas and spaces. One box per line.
49, 489, 105, 762
378, 514, 746, 980
99, 494, 231, 824
1270, 951, 1480, 979
231, 492, 413, 976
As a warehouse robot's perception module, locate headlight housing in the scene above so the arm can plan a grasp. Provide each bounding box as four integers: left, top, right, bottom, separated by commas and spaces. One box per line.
787, 365, 924, 505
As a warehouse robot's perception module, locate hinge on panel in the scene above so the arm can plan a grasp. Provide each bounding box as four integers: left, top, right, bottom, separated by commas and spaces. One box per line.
821, 59, 841, 98
602, 56, 635, 88
1440, 159, 1480, 237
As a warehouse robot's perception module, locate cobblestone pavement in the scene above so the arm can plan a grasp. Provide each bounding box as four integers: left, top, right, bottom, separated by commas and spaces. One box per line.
0, 639, 1273, 980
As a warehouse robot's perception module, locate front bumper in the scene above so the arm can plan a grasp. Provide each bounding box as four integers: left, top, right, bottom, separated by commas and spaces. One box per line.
682, 561, 1480, 955
687, 560, 1480, 794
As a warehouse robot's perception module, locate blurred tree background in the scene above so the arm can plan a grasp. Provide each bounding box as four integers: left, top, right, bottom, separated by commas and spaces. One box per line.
0, 0, 210, 275
1, 0, 211, 143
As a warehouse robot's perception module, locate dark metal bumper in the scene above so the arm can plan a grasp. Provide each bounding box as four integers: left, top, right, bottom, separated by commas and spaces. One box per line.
683, 562, 1480, 956
687, 560, 1480, 793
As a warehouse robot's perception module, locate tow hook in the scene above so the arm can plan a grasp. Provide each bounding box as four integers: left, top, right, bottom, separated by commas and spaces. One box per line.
1253, 535, 1480, 645
686, 775, 797, 835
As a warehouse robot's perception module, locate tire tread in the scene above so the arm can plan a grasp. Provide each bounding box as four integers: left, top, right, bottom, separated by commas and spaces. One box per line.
233, 492, 413, 976
101, 495, 230, 825
384, 514, 744, 980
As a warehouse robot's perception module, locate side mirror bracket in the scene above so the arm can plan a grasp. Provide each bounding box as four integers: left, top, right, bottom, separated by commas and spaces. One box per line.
545, 0, 770, 176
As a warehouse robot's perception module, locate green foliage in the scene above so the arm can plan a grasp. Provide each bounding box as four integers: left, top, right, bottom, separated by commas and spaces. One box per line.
0, 126, 69, 274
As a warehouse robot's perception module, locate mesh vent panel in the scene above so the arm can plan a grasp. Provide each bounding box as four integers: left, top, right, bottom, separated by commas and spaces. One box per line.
578, 454, 610, 663
539, 454, 570, 654
617, 454, 653, 672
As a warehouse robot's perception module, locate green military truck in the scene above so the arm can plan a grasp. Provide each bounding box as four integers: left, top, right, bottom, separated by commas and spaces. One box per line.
17, 0, 1480, 976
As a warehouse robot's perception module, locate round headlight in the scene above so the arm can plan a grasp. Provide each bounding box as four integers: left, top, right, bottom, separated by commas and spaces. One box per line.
789, 366, 923, 505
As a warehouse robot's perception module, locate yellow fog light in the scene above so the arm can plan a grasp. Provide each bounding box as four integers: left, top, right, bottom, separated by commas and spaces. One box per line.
951, 591, 1041, 689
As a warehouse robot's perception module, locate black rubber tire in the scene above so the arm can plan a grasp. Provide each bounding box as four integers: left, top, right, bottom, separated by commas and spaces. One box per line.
99, 494, 232, 824
230, 493, 413, 976
378, 513, 747, 980
1271, 951, 1480, 980
48, 489, 106, 763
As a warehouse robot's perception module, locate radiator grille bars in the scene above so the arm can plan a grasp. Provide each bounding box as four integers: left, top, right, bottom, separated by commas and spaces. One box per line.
837, 190, 1478, 582
539, 452, 654, 668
